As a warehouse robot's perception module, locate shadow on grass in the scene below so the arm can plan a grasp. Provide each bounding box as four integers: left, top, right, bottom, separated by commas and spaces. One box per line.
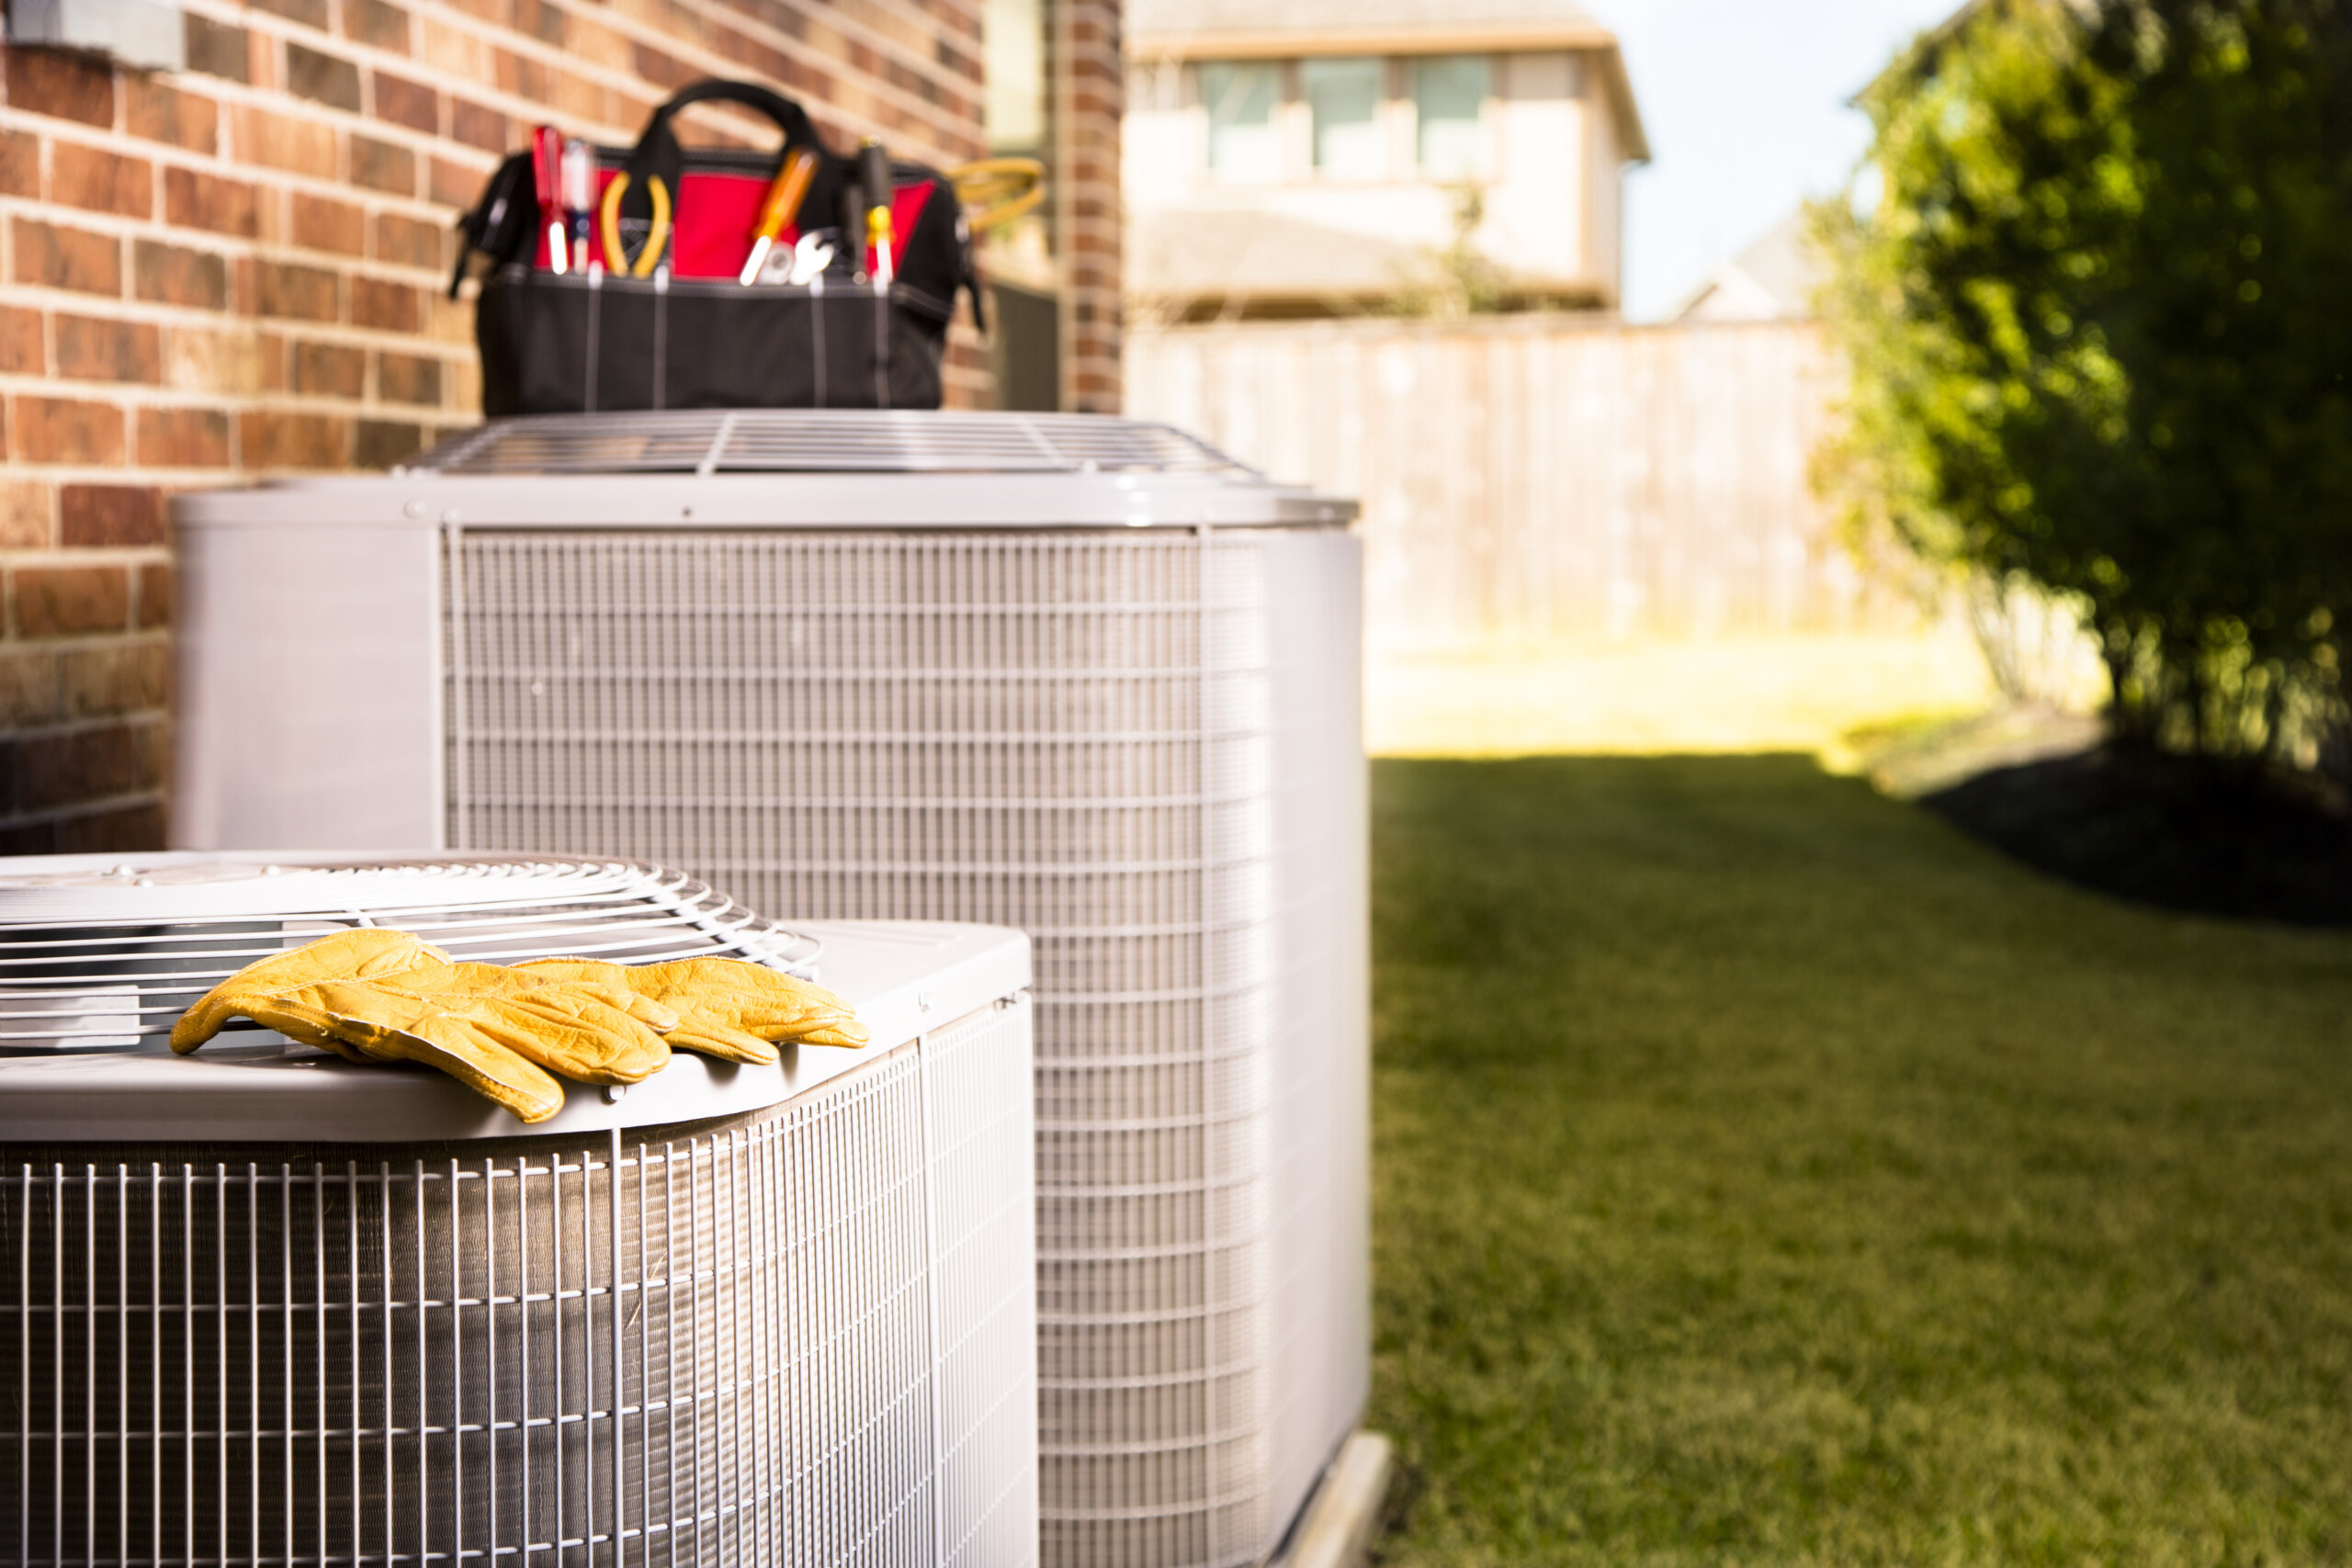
1369, 754, 2352, 1568
1923, 740, 2352, 926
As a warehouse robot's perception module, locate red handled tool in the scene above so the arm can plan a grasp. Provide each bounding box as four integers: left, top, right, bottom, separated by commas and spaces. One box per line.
531, 126, 568, 276
740, 147, 820, 286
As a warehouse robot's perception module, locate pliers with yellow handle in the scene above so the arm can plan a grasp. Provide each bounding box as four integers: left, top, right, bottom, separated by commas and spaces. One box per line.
598, 171, 673, 276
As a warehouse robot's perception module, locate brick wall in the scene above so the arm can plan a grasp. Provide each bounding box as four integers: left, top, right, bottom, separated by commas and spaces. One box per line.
0, 0, 1040, 852
1050, 0, 1117, 412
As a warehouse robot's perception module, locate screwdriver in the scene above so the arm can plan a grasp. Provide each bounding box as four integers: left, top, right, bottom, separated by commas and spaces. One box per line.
532, 126, 567, 276
560, 138, 598, 275
740, 146, 820, 286
859, 138, 896, 288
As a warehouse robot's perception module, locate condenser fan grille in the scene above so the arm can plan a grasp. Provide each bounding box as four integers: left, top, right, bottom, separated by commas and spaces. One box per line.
406, 411, 1254, 478
441, 529, 1366, 1568
0, 855, 818, 1053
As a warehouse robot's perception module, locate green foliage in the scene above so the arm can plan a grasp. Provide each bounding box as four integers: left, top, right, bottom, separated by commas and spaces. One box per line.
1370, 757, 2352, 1565
1817, 0, 2352, 770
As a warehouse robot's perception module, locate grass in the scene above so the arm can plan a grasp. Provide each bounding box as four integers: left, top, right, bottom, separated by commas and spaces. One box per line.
1368, 755, 2352, 1567
1366, 632, 1996, 759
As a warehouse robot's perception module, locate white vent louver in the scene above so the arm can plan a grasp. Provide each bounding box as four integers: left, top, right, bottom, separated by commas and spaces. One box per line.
173, 412, 1370, 1568
0, 854, 1039, 1568
0, 852, 815, 1054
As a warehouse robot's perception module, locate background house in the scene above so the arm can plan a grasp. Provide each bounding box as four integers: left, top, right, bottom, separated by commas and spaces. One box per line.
1672, 208, 1823, 321
1124, 0, 1648, 321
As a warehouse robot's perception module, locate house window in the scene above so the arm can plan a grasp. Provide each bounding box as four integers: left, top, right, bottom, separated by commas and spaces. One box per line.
1304, 56, 1385, 180
1201, 62, 1282, 183
1414, 54, 1489, 179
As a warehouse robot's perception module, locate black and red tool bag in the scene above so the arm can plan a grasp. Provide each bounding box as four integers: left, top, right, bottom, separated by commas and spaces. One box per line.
453, 79, 980, 414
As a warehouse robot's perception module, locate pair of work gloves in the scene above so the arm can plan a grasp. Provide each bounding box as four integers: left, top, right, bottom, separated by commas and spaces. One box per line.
170, 928, 868, 1123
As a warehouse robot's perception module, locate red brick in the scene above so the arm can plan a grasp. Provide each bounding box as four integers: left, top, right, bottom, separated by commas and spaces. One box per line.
233, 106, 337, 179
0, 649, 61, 728
378, 351, 443, 404
253, 261, 340, 321
350, 134, 415, 195
53, 800, 169, 854
0, 307, 42, 374
247, 0, 328, 29
132, 241, 228, 310
4, 50, 113, 128
449, 98, 507, 152
292, 340, 365, 397
14, 397, 125, 464
511, 0, 569, 45
371, 71, 438, 133
52, 316, 159, 383
287, 43, 362, 112
251, 329, 288, 392
633, 42, 691, 90
164, 167, 260, 238
356, 418, 422, 468
135, 406, 232, 468
14, 566, 130, 638
59, 483, 164, 547
0, 482, 52, 549
0, 131, 36, 198
184, 14, 253, 83
344, 0, 413, 51
239, 410, 348, 468
60, 641, 170, 719
375, 211, 441, 268
124, 77, 218, 153
135, 564, 172, 628
13, 723, 147, 810
289, 193, 366, 255
351, 276, 417, 331
493, 49, 549, 102
49, 142, 152, 219
429, 155, 486, 209
12, 220, 122, 296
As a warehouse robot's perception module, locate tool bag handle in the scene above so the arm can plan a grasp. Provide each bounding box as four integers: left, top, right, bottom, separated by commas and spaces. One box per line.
615, 79, 831, 229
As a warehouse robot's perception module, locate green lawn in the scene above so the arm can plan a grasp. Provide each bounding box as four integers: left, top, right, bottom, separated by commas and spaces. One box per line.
1369, 756, 2352, 1567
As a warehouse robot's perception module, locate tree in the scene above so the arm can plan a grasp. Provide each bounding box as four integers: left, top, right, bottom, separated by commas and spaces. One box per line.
1818, 0, 2352, 773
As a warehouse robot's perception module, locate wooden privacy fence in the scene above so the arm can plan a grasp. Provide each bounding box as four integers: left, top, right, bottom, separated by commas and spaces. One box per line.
1125, 316, 1917, 650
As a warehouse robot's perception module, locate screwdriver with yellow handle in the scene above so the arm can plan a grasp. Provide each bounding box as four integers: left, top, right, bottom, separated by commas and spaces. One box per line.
740, 146, 820, 287
860, 138, 897, 288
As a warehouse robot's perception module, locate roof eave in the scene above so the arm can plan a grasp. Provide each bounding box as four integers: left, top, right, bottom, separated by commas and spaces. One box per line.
1596, 44, 1650, 164
1129, 22, 1618, 60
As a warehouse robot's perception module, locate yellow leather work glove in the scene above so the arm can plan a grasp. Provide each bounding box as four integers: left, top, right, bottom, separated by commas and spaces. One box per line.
235, 979, 571, 1122
226, 976, 680, 1122
173, 927, 449, 1053
518, 955, 869, 1064
376, 959, 681, 1034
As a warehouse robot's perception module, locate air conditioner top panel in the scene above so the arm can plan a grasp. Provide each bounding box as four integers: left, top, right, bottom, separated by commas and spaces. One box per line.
0, 851, 1028, 1142
171, 412, 1358, 531
414, 411, 1255, 478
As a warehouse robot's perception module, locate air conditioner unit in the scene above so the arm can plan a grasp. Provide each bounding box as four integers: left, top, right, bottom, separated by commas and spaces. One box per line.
173, 411, 1370, 1568
0, 852, 1036, 1568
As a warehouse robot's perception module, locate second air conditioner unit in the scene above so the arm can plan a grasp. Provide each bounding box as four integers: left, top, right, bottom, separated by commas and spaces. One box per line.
173, 411, 1369, 1568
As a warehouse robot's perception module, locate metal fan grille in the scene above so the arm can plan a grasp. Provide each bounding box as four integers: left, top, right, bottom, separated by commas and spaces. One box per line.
0, 858, 815, 1054
405, 412, 1252, 479
0, 996, 1037, 1568
441, 527, 1365, 1568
